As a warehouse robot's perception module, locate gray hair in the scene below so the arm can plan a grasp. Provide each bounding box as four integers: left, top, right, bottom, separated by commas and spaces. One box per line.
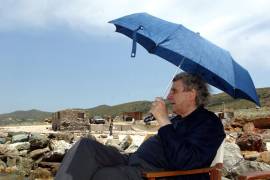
173, 72, 210, 106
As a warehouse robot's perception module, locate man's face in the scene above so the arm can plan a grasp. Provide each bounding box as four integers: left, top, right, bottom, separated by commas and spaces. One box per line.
167, 80, 195, 115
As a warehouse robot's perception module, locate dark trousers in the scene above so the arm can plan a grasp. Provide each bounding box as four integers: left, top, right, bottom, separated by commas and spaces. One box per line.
55, 138, 145, 180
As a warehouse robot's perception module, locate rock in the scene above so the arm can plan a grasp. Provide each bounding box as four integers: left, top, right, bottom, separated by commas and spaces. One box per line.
253, 117, 270, 129
119, 135, 132, 150
0, 159, 6, 168
48, 133, 74, 143
124, 144, 139, 153
38, 162, 60, 176
236, 133, 266, 152
9, 142, 30, 151
223, 142, 244, 177
228, 161, 270, 179
42, 151, 64, 162
12, 133, 29, 143
113, 134, 119, 139
7, 131, 27, 137
3, 166, 17, 174
49, 140, 72, 156
226, 132, 238, 143
222, 177, 230, 180
261, 129, 270, 142
241, 151, 260, 161
29, 167, 52, 180
0, 144, 19, 156
99, 134, 108, 138
259, 151, 270, 164
29, 147, 50, 159
19, 150, 28, 157
267, 142, 270, 151
6, 156, 17, 167
105, 139, 121, 150
0, 137, 6, 144
29, 133, 49, 150
243, 122, 255, 133
17, 157, 33, 176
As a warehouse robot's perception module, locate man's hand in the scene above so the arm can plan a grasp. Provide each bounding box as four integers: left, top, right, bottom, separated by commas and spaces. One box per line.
150, 97, 171, 127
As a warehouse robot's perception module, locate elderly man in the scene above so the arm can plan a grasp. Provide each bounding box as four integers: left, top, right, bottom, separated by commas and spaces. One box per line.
56, 72, 225, 180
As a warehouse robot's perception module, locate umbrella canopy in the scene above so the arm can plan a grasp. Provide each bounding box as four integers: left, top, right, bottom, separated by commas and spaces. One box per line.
109, 13, 260, 106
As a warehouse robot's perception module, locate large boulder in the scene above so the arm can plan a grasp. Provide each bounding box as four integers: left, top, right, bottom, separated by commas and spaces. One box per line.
42, 151, 64, 162
12, 133, 29, 143
228, 161, 270, 179
29, 147, 50, 159
0, 144, 19, 156
9, 142, 30, 151
49, 140, 72, 156
223, 142, 243, 177
29, 133, 49, 150
253, 117, 270, 129
236, 133, 266, 152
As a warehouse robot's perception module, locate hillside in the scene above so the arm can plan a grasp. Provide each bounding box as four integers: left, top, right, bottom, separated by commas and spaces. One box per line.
207, 87, 270, 111
0, 87, 269, 125
0, 109, 52, 125
87, 87, 270, 117
86, 101, 152, 117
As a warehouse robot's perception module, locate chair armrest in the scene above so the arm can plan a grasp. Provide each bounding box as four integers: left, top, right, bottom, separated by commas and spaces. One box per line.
238, 171, 270, 180
142, 163, 223, 179
143, 167, 214, 178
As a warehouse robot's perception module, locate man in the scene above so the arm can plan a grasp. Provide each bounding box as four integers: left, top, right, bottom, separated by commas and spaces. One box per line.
55, 72, 225, 180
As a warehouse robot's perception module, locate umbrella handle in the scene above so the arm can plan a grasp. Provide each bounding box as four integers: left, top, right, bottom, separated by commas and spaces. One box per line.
131, 34, 137, 57
131, 26, 144, 57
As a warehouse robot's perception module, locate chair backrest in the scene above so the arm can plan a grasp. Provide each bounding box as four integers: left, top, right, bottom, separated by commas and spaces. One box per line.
210, 140, 225, 166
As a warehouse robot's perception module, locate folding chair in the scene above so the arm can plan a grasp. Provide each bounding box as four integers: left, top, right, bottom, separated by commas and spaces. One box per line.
142, 140, 225, 180
238, 171, 270, 180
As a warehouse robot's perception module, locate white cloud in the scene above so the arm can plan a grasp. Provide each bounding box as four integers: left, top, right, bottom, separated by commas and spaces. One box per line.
1, 0, 269, 34
0, 0, 269, 86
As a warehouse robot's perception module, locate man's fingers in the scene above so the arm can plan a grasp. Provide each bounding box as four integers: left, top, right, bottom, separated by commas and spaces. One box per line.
155, 97, 163, 102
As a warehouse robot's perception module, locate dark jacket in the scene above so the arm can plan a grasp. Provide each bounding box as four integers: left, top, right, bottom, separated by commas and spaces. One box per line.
136, 106, 225, 180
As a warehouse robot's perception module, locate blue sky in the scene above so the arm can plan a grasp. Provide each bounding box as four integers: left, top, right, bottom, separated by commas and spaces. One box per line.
0, 0, 270, 113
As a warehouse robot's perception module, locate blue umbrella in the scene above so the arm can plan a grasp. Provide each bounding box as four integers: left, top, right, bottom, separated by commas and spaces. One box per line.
109, 13, 260, 106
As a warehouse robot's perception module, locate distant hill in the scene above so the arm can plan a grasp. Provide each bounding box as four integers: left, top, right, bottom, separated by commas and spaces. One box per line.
0, 87, 269, 125
0, 109, 52, 125
86, 101, 152, 117
86, 87, 270, 117
207, 87, 270, 111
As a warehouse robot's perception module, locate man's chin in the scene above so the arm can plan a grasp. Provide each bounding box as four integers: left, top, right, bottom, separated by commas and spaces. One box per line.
172, 105, 176, 113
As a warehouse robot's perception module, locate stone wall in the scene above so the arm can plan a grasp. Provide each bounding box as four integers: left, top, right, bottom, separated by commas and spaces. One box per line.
51, 109, 89, 131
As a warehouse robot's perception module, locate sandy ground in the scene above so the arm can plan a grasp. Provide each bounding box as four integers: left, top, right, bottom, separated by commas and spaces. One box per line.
0, 124, 54, 133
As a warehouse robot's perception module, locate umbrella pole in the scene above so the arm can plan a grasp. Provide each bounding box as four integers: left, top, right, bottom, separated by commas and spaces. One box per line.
162, 57, 185, 98
144, 57, 186, 123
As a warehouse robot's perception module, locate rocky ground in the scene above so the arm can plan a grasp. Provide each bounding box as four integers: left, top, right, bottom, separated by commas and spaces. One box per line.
1, 111, 270, 180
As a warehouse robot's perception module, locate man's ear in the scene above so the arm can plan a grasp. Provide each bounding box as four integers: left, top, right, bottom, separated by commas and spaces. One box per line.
190, 89, 197, 101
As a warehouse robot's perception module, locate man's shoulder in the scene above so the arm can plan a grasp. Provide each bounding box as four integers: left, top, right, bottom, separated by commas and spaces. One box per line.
199, 107, 219, 119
